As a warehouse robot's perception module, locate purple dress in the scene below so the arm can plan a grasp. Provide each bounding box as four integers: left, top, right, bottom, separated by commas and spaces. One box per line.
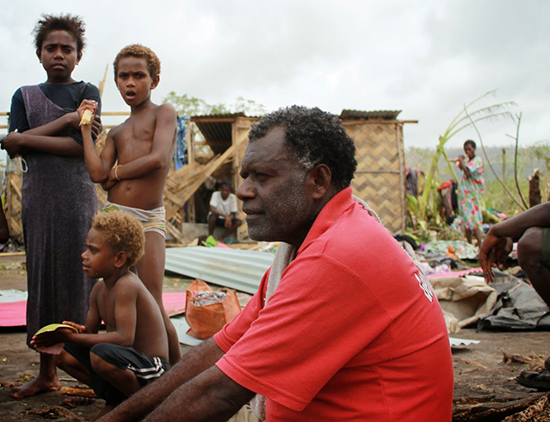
15, 84, 98, 347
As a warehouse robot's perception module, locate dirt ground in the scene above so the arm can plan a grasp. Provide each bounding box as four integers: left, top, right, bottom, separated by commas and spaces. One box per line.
1, 252, 550, 421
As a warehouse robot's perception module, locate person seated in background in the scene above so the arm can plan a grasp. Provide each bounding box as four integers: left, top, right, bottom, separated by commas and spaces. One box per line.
480, 201, 550, 390
480, 201, 550, 302
208, 182, 242, 243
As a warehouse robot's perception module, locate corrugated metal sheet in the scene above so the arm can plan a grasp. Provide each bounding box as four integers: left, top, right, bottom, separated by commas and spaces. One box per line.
191, 114, 244, 154
165, 247, 274, 294
340, 109, 402, 120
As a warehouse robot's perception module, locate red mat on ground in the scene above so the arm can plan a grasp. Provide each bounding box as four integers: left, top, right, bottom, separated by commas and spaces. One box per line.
0, 291, 187, 328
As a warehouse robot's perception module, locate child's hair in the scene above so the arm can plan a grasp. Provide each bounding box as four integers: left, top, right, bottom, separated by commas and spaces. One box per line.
91, 211, 144, 267
33, 14, 86, 52
464, 139, 477, 150
113, 44, 161, 78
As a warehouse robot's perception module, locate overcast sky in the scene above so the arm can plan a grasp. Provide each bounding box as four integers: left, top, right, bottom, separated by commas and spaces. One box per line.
1, 0, 549, 154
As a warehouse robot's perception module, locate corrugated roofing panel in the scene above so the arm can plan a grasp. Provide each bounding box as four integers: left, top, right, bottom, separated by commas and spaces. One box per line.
165, 247, 274, 294
340, 109, 402, 120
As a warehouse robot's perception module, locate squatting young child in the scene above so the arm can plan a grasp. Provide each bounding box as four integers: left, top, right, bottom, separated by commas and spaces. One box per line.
31, 211, 170, 417
78, 44, 180, 364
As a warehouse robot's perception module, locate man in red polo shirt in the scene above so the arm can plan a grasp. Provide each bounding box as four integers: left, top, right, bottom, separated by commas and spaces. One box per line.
98, 106, 453, 422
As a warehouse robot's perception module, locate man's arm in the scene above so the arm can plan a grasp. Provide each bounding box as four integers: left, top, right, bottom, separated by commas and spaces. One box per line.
108, 103, 177, 182
143, 365, 255, 422
480, 202, 550, 282
96, 338, 228, 422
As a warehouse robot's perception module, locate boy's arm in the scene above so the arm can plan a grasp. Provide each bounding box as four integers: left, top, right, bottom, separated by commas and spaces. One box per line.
79, 101, 117, 183
70, 280, 138, 348
31, 282, 103, 349
110, 104, 176, 183
35, 280, 138, 349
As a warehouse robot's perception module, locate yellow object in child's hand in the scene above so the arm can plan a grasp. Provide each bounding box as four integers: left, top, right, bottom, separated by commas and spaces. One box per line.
79, 109, 93, 126
33, 323, 78, 355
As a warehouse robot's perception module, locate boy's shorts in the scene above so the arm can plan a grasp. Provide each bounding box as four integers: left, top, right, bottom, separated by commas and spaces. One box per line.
103, 201, 166, 238
543, 228, 550, 268
64, 343, 170, 406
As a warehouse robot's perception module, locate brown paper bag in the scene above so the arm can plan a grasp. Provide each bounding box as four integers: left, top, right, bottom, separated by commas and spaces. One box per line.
185, 280, 241, 339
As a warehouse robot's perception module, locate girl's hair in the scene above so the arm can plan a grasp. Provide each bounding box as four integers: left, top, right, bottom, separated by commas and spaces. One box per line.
33, 14, 86, 52
464, 139, 477, 149
91, 211, 145, 268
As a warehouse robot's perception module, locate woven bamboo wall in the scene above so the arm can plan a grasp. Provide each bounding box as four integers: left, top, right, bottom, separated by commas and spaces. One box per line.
2, 115, 407, 245
3, 160, 23, 244
342, 119, 405, 234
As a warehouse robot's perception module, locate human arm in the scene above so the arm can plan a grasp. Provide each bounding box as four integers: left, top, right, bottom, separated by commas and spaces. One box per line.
142, 365, 254, 422
95, 338, 228, 422
3, 88, 101, 157
480, 202, 550, 282
457, 155, 472, 178
78, 101, 117, 183
109, 104, 176, 183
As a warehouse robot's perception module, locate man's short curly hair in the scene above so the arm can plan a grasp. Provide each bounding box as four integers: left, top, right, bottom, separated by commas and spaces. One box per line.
33, 14, 86, 52
113, 44, 161, 78
248, 106, 357, 190
92, 211, 144, 268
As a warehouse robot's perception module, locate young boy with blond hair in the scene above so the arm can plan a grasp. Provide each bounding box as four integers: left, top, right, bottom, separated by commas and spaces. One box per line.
78, 44, 180, 363
32, 211, 169, 416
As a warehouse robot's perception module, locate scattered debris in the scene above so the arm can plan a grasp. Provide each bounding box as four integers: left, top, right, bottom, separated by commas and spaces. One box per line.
454, 357, 489, 370
25, 405, 85, 421
503, 352, 545, 370
62, 396, 96, 408
59, 386, 96, 398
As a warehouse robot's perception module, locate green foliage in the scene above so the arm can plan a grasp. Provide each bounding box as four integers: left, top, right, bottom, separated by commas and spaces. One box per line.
416, 91, 516, 222
163, 92, 266, 117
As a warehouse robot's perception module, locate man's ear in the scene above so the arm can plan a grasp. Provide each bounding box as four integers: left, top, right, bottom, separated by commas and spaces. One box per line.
309, 164, 332, 200
114, 251, 128, 269
36, 49, 42, 63
151, 74, 160, 90
76, 50, 83, 65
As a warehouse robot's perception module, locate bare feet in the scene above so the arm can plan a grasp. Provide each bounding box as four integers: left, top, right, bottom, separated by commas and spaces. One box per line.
10, 375, 61, 399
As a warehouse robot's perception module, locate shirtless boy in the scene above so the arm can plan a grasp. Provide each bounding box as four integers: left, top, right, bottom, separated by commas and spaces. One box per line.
78, 44, 180, 364
31, 211, 169, 417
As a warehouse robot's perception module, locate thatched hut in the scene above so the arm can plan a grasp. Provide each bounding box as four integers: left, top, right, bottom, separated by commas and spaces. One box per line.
1, 108, 415, 245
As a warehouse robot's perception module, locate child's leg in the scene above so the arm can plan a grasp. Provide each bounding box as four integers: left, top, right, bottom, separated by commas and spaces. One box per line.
55, 349, 92, 386
11, 353, 60, 398
136, 231, 181, 365
90, 352, 141, 397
